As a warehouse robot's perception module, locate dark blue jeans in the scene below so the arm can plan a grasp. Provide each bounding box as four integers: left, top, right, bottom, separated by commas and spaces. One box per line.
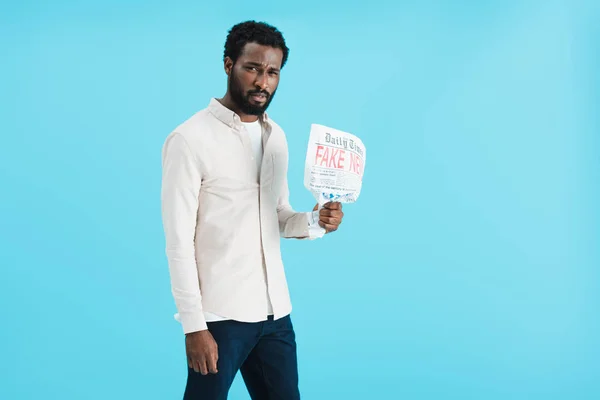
183, 315, 300, 400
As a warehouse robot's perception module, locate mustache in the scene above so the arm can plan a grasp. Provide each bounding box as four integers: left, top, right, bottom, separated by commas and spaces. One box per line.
247, 89, 271, 97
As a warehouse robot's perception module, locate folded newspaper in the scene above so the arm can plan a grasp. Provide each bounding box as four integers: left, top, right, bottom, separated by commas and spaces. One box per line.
304, 124, 366, 238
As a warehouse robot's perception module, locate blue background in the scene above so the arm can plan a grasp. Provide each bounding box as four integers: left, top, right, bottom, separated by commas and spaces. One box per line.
1, 0, 599, 399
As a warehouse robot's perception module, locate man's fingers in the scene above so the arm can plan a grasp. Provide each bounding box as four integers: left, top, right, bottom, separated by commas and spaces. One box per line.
191, 358, 201, 373
319, 209, 335, 217
208, 340, 219, 374
321, 217, 342, 226
208, 355, 219, 374
320, 209, 343, 219
325, 224, 338, 232
320, 216, 341, 225
324, 202, 342, 210
318, 221, 338, 232
198, 358, 209, 375
189, 354, 214, 375
190, 355, 207, 375
207, 346, 219, 374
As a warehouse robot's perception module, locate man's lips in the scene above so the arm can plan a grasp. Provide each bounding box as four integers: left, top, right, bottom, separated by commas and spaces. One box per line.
249, 93, 268, 102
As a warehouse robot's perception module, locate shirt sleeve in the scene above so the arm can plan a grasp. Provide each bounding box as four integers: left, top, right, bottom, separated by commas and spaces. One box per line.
161, 132, 207, 334
276, 171, 310, 238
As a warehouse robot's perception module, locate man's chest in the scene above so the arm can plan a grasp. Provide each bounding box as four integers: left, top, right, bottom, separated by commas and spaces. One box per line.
195, 126, 288, 194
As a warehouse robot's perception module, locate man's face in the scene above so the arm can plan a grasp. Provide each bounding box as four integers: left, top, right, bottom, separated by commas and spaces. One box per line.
227, 42, 283, 116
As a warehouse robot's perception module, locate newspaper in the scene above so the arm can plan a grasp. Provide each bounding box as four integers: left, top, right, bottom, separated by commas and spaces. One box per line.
304, 124, 366, 237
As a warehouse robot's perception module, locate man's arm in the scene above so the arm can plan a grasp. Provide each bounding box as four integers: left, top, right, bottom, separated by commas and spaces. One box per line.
162, 133, 219, 375
161, 132, 207, 333
276, 174, 313, 239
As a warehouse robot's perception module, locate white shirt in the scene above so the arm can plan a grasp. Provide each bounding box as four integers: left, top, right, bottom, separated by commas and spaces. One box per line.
203, 120, 271, 323
244, 120, 263, 177
161, 99, 321, 333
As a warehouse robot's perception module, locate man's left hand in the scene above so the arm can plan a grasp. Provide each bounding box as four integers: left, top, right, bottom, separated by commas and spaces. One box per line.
314, 202, 344, 233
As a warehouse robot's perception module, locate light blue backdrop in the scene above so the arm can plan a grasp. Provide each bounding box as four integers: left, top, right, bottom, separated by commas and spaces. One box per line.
1, 0, 599, 399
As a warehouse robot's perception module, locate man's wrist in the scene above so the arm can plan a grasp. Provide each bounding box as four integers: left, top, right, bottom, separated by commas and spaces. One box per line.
186, 329, 209, 337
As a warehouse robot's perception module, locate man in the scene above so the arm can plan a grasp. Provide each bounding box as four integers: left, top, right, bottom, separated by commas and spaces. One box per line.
161, 21, 344, 399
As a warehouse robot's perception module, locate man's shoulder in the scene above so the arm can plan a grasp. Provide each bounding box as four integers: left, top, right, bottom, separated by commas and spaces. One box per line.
170, 107, 214, 139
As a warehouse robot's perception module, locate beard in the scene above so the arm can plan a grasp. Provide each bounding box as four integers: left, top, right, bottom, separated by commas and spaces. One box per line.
229, 70, 277, 116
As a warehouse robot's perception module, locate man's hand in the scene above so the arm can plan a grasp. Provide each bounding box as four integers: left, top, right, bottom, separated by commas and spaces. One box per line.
185, 330, 218, 375
314, 202, 344, 233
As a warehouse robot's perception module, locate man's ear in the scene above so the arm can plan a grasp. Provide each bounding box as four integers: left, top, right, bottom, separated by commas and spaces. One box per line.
224, 57, 234, 76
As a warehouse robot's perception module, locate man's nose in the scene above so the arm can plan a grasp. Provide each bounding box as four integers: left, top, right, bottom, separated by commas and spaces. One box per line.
255, 72, 269, 91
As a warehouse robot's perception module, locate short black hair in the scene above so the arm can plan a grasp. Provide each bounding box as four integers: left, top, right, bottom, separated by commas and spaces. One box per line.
223, 20, 289, 68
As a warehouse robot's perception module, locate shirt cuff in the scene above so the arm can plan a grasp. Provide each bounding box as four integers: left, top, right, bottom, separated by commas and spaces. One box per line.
174, 312, 208, 334
306, 210, 326, 239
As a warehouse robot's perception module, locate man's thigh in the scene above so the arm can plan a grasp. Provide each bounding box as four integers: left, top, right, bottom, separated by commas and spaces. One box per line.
239, 315, 300, 400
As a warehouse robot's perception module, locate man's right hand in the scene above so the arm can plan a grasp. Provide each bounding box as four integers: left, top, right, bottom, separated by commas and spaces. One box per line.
185, 330, 219, 375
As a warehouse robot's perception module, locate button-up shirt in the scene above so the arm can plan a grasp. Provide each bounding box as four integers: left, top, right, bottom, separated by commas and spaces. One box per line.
161, 98, 313, 334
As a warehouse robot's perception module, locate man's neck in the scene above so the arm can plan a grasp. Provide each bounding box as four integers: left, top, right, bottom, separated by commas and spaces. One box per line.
218, 95, 260, 123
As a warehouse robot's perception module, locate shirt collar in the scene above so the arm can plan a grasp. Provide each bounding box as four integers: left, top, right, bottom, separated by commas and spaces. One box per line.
207, 98, 271, 132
